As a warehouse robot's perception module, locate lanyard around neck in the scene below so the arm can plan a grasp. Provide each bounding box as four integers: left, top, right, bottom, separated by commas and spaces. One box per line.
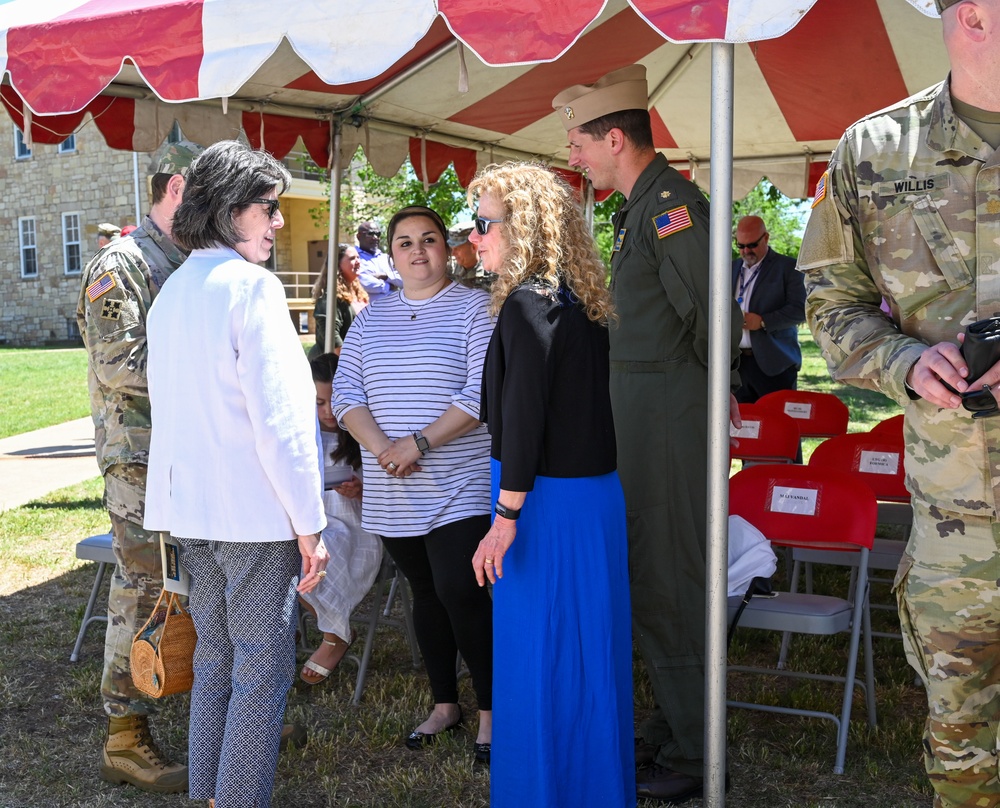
737, 264, 761, 305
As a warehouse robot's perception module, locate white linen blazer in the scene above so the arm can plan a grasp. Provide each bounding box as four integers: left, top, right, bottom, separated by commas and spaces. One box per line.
143, 245, 325, 542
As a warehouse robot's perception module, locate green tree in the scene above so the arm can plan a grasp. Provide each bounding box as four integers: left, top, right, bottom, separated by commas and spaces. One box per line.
307, 147, 471, 237
732, 179, 806, 259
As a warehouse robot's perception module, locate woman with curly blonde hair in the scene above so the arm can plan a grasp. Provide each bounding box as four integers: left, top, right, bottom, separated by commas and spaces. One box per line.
468, 162, 634, 807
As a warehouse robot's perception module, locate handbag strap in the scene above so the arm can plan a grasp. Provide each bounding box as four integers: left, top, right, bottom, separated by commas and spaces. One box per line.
133, 587, 170, 643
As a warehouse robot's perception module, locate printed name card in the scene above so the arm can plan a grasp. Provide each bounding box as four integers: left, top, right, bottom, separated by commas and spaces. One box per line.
783, 402, 813, 420
769, 485, 819, 515
859, 450, 900, 475
731, 420, 761, 440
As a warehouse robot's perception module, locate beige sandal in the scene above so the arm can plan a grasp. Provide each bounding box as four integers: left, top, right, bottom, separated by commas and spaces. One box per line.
299, 632, 354, 685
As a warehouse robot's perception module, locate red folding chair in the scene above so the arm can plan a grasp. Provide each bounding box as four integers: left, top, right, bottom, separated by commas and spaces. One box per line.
730, 403, 800, 467
807, 432, 912, 640
728, 464, 877, 775
756, 390, 850, 439
869, 413, 904, 442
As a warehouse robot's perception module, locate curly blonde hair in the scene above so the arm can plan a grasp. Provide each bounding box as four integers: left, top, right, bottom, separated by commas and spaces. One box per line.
467, 162, 614, 324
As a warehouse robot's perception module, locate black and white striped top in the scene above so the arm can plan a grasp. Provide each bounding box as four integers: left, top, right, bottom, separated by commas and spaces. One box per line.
332, 282, 493, 537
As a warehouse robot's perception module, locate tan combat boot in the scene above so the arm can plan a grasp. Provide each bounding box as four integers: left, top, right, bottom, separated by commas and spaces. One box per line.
100, 715, 188, 793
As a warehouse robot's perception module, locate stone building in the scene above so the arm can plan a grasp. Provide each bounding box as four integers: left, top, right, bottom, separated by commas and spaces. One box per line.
0, 114, 329, 346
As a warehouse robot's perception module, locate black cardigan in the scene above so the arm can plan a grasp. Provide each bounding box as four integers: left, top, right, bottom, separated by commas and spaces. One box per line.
480, 282, 617, 492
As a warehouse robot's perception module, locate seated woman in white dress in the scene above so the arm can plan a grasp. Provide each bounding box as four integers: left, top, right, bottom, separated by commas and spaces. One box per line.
299, 352, 383, 685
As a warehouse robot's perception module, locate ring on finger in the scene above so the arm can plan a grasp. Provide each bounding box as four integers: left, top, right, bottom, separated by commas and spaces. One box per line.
387, 462, 398, 471
317, 570, 327, 578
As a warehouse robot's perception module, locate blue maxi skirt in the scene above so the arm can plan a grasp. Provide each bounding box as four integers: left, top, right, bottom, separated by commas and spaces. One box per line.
490, 459, 636, 808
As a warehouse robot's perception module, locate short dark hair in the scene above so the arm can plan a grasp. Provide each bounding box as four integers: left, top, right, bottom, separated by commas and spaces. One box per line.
150, 173, 172, 206
577, 108, 654, 151
171, 140, 292, 251
386, 206, 448, 263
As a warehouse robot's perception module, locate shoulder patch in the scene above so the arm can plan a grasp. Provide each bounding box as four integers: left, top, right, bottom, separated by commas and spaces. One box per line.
86, 271, 117, 302
100, 298, 123, 321
811, 171, 828, 208
653, 205, 693, 239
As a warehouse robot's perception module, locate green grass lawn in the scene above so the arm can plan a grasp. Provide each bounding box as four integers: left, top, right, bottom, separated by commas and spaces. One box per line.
0, 346, 90, 438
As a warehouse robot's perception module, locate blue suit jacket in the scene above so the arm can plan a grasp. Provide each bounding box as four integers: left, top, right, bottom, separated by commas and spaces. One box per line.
731, 248, 806, 376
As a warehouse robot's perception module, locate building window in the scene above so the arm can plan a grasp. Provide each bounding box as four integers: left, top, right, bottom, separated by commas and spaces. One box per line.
19, 217, 37, 278
58, 134, 77, 154
63, 213, 82, 275
14, 128, 31, 159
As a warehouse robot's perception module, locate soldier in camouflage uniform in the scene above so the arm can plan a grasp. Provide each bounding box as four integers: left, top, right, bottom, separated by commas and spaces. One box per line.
76, 139, 202, 794
799, 2, 1000, 804
447, 221, 495, 291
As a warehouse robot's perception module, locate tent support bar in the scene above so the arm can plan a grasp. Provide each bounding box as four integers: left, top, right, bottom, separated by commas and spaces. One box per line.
649, 43, 706, 107
705, 41, 734, 808
324, 121, 343, 353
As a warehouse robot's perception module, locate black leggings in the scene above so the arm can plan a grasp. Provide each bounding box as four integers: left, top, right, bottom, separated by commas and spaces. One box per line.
380, 514, 492, 710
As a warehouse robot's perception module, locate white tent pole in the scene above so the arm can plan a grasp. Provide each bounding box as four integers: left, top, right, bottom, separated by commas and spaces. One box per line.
132, 151, 141, 223
704, 41, 734, 808
324, 121, 343, 352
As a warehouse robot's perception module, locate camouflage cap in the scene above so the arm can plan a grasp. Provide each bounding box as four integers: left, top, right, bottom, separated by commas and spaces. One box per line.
934, 0, 962, 11
97, 222, 121, 238
447, 221, 475, 247
148, 138, 204, 177
552, 65, 648, 131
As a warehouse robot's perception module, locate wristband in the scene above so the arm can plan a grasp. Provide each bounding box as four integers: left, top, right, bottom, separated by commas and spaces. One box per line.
413, 431, 430, 455
495, 501, 521, 520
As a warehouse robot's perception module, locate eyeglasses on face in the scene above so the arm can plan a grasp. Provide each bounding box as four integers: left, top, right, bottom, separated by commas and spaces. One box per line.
475, 216, 504, 236
249, 198, 280, 219
735, 236, 765, 250
360, 229, 381, 237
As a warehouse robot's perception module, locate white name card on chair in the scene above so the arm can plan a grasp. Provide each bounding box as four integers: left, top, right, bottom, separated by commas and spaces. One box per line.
731, 420, 761, 439
770, 486, 819, 515
859, 450, 900, 475
783, 402, 813, 420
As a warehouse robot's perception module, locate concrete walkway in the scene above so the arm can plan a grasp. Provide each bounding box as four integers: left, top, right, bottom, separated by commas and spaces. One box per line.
0, 417, 99, 512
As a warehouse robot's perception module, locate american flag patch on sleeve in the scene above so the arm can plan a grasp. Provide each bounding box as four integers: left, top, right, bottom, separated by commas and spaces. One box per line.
86, 271, 117, 302
811, 171, 828, 208
653, 205, 693, 239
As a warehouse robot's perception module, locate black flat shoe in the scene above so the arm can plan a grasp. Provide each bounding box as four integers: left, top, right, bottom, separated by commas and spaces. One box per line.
404, 707, 463, 750
473, 742, 491, 766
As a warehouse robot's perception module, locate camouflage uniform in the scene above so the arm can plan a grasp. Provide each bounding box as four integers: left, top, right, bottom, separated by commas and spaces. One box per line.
448, 257, 495, 291
76, 216, 188, 717
799, 80, 1000, 807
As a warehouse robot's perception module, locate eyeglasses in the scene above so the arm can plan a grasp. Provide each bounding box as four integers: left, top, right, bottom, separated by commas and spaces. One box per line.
249, 198, 280, 219
735, 236, 765, 250
359, 229, 381, 237
475, 216, 504, 236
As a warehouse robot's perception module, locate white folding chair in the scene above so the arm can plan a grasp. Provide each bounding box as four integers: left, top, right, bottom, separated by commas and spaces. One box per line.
70, 532, 115, 662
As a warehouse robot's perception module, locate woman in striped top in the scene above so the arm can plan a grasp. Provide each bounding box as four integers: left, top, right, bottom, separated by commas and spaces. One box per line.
332, 205, 495, 762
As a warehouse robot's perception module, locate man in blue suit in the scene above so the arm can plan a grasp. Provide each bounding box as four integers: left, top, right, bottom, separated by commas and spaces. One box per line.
731, 215, 806, 402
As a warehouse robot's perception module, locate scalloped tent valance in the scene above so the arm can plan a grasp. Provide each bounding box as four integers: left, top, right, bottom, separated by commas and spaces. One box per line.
0, 0, 944, 199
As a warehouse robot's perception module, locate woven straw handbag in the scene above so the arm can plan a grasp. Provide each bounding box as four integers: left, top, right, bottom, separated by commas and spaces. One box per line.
130, 588, 197, 698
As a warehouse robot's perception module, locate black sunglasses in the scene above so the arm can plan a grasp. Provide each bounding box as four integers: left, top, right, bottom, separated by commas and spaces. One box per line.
249, 198, 280, 219
475, 216, 503, 236
735, 237, 764, 250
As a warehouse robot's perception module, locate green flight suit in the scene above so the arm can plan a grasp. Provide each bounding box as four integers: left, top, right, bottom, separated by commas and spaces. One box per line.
609, 153, 741, 775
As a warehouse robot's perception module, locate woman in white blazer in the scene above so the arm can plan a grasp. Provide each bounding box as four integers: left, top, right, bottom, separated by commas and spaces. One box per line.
144, 140, 328, 808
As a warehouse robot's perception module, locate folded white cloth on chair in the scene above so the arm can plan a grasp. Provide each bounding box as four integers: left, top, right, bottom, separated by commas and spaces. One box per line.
728, 515, 777, 597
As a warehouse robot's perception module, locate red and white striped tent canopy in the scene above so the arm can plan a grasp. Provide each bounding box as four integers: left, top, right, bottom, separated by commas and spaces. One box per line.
0, 0, 945, 199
